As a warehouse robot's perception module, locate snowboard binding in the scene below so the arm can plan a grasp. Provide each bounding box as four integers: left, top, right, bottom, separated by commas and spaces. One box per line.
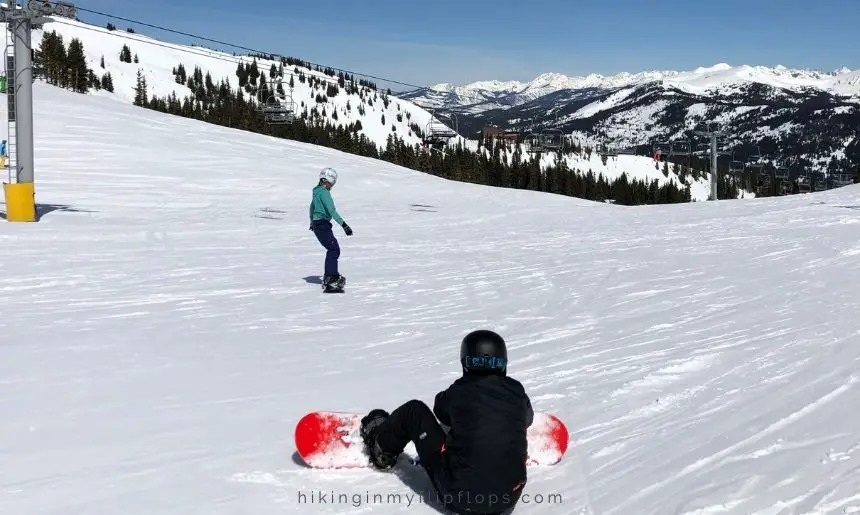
359, 409, 399, 470
322, 274, 346, 293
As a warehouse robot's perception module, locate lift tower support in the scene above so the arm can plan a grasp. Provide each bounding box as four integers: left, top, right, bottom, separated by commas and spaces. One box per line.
1, 1, 76, 222
694, 128, 726, 201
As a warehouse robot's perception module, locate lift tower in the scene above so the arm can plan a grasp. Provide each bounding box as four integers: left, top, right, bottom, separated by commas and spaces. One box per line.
1, 1, 76, 222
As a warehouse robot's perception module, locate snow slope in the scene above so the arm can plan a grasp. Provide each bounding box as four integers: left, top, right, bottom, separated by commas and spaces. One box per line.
30, 15, 441, 151
3, 84, 860, 514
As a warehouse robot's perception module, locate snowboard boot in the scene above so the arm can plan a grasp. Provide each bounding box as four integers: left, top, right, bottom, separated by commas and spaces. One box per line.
359, 409, 399, 470
322, 274, 346, 291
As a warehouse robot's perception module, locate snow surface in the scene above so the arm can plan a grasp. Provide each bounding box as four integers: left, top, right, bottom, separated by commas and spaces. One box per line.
3, 82, 860, 515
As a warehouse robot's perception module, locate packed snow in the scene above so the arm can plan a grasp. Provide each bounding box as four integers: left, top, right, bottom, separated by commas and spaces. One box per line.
2, 83, 860, 515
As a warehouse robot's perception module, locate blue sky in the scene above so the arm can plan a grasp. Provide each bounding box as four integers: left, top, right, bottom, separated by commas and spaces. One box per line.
77, 0, 859, 90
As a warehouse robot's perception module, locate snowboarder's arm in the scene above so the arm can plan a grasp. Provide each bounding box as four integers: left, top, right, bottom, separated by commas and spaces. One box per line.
433, 390, 451, 426
321, 190, 344, 225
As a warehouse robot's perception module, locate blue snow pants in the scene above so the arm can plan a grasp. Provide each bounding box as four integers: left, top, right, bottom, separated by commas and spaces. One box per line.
311, 219, 340, 276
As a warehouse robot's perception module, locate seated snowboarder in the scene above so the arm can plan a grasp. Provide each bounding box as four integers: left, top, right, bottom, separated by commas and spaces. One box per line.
360, 330, 533, 514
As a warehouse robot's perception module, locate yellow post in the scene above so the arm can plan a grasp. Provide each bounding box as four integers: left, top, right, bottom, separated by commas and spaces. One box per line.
3, 182, 36, 222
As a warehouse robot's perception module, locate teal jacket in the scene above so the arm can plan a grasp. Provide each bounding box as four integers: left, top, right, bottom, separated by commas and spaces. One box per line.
309, 185, 344, 225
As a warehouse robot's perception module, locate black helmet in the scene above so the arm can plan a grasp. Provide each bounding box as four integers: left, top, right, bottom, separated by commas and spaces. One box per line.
460, 330, 507, 375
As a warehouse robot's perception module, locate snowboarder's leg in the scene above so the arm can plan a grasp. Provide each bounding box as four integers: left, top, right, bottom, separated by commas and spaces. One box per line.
362, 402, 511, 513
311, 220, 341, 278
382, 399, 446, 461
360, 400, 447, 468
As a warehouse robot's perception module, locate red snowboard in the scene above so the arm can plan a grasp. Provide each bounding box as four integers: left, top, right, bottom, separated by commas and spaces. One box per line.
294, 410, 568, 469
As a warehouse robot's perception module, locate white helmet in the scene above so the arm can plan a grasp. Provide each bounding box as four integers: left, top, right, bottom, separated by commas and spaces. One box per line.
319, 167, 338, 186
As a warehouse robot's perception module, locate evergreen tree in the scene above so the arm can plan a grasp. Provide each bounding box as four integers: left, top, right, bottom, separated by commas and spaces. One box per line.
133, 69, 148, 106
35, 30, 67, 86
100, 72, 114, 92
119, 44, 132, 63
66, 38, 89, 93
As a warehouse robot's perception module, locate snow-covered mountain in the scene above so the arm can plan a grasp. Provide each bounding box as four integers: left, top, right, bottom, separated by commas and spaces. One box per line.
30, 16, 438, 151
4, 81, 860, 515
24, 14, 718, 203
403, 64, 860, 113
404, 65, 860, 184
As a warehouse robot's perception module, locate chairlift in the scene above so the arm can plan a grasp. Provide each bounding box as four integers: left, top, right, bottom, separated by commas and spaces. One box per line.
796, 173, 811, 193
694, 142, 710, 156
729, 151, 745, 174
774, 166, 789, 180
756, 170, 772, 195
669, 140, 691, 156
728, 161, 745, 174
524, 132, 544, 154
423, 110, 458, 147
598, 143, 618, 157
745, 145, 764, 168
652, 141, 671, 159
539, 128, 565, 152
831, 172, 853, 187
823, 161, 852, 187
812, 171, 828, 192
256, 81, 296, 124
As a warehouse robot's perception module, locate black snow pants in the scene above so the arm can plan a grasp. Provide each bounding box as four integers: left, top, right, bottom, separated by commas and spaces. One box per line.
376, 399, 521, 514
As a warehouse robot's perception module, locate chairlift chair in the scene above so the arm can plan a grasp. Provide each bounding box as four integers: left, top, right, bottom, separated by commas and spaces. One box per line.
745, 145, 764, 169
774, 166, 789, 180
669, 140, 691, 156
260, 95, 296, 124
423, 111, 458, 147
835, 173, 853, 187
524, 132, 544, 154
539, 128, 565, 151
652, 141, 671, 161
797, 174, 811, 193
599, 143, 618, 157
813, 174, 829, 192
423, 120, 456, 146
756, 171, 772, 195
729, 160, 745, 175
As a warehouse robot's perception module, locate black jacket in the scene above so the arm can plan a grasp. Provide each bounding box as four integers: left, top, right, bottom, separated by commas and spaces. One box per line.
433, 372, 533, 512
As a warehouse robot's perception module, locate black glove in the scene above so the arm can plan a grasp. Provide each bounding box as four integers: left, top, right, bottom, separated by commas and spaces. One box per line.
309, 223, 313, 231
341, 222, 353, 236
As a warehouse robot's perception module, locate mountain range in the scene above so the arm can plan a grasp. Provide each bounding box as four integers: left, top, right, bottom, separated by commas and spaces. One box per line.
402, 64, 860, 113
400, 64, 860, 177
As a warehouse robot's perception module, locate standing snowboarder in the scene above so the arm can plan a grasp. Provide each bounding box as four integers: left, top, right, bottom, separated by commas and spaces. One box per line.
309, 167, 352, 290
360, 330, 533, 514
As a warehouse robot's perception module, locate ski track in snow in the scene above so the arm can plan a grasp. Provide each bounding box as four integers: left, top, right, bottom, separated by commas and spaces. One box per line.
1, 84, 860, 514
